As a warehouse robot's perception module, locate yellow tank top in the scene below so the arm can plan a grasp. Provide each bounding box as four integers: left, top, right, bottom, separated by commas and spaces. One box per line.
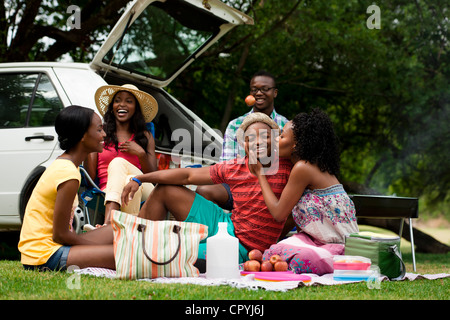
18, 159, 80, 265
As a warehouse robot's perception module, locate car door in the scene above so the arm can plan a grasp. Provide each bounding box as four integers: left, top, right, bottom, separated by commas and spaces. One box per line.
90, 0, 253, 87
0, 68, 67, 224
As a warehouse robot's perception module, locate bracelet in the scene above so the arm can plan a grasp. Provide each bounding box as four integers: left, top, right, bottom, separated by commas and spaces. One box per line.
130, 177, 142, 186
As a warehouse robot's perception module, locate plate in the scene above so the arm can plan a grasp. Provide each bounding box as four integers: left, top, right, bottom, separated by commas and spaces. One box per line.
240, 271, 311, 282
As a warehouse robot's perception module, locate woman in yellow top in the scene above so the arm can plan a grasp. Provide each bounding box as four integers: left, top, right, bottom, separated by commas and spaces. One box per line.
18, 105, 115, 271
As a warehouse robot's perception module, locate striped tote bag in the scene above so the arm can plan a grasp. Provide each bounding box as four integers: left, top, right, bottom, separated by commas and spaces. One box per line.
112, 210, 208, 280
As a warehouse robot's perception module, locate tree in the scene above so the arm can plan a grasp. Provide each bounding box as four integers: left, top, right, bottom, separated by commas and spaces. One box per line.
1, 0, 448, 252
168, 0, 449, 252
0, 0, 130, 62
170, 0, 450, 212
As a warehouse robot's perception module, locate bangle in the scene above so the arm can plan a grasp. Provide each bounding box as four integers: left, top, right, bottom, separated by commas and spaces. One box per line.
130, 177, 142, 186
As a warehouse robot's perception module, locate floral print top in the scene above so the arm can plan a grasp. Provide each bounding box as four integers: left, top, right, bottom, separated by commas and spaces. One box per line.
292, 184, 359, 244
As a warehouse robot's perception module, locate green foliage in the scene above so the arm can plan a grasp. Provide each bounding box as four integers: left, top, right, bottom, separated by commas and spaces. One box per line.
169, 0, 450, 218
2, 0, 449, 217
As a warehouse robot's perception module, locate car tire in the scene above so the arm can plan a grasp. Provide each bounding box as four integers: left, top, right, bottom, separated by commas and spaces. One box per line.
19, 166, 46, 223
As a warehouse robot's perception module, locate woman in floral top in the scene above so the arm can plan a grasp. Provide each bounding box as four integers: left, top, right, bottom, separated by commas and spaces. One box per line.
249, 108, 358, 275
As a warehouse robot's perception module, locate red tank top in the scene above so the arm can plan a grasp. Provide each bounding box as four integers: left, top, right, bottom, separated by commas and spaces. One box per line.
97, 135, 141, 190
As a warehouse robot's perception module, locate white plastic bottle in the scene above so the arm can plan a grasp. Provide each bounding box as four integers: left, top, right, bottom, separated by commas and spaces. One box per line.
206, 222, 240, 279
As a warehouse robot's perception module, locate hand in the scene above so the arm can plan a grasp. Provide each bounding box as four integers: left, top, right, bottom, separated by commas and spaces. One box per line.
248, 149, 263, 177
118, 141, 144, 157
121, 180, 140, 207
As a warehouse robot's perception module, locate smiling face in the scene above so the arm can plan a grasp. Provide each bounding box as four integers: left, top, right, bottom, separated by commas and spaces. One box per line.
82, 113, 106, 153
244, 122, 273, 164
112, 91, 137, 123
249, 75, 278, 115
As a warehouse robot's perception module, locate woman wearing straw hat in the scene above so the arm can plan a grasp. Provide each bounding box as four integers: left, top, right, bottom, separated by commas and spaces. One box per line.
85, 84, 158, 224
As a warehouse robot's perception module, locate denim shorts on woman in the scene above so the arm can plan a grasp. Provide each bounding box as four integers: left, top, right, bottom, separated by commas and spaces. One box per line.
185, 193, 248, 263
23, 245, 71, 271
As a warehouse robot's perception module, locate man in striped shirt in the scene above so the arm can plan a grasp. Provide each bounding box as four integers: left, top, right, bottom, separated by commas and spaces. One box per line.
121, 113, 292, 263
196, 70, 289, 210
221, 71, 288, 161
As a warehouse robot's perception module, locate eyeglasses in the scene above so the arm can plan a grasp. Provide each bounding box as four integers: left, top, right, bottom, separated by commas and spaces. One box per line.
250, 87, 276, 95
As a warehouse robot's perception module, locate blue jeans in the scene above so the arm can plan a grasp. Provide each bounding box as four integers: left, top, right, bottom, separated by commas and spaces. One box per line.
23, 246, 71, 271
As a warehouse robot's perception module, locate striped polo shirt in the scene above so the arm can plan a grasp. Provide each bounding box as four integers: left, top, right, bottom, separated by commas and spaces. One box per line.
210, 157, 292, 252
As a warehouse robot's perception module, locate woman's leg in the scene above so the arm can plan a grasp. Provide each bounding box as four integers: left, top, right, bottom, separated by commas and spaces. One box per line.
66, 225, 115, 269
66, 245, 115, 269
103, 157, 153, 222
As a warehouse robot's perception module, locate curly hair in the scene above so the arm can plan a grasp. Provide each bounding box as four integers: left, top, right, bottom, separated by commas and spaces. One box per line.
102, 93, 149, 153
292, 108, 341, 176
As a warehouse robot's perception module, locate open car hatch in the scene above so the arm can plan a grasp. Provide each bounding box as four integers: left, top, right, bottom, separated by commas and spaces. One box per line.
91, 0, 253, 88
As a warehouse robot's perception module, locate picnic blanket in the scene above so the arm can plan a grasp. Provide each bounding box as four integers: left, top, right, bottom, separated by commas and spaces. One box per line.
74, 267, 450, 292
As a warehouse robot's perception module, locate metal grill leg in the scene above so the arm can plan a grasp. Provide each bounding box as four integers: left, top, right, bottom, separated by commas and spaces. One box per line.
409, 218, 416, 272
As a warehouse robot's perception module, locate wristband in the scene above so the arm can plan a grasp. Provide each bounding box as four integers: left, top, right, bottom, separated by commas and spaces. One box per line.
130, 177, 142, 186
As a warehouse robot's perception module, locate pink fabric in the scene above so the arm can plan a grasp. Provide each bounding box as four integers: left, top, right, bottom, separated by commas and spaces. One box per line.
263, 233, 344, 275
97, 135, 141, 190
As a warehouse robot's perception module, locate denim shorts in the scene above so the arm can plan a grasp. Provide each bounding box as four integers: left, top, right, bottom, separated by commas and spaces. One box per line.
185, 193, 248, 263
23, 245, 71, 271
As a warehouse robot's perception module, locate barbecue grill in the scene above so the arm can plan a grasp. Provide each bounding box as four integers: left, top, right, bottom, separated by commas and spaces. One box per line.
350, 194, 418, 271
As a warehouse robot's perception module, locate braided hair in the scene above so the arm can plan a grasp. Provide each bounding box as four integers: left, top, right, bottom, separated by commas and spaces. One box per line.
292, 108, 341, 176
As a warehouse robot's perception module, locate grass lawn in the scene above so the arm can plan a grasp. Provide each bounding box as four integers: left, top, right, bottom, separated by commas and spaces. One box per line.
0, 254, 450, 300
1, 226, 448, 301
1, 253, 448, 301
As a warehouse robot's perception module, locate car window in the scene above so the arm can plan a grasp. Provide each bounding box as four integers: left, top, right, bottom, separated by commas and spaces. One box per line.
102, 0, 224, 80
0, 73, 38, 128
29, 74, 64, 127
0, 73, 63, 128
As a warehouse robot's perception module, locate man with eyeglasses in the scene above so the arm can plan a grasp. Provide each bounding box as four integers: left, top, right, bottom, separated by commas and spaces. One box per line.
196, 70, 288, 211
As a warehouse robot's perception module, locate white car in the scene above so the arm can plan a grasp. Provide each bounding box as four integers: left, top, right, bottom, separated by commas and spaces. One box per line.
0, 0, 253, 229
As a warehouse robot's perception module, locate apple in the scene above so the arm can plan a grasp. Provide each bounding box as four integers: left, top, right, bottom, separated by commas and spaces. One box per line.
248, 249, 263, 262
245, 95, 256, 106
260, 261, 273, 272
246, 260, 261, 272
274, 261, 288, 272
269, 254, 282, 265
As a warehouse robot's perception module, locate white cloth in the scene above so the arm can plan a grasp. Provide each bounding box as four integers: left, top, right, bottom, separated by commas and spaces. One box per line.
74, 267, 450, 292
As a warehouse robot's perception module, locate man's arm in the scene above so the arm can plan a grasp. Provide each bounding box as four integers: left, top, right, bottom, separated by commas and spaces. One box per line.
121, 166, 213, 206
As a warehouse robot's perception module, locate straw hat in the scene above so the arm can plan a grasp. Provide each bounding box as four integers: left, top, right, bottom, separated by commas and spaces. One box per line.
236, 112, 280, 146
94, 84, 158, 123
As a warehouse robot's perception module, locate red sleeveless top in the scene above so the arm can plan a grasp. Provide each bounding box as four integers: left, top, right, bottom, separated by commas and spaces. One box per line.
97, 135, 141, 190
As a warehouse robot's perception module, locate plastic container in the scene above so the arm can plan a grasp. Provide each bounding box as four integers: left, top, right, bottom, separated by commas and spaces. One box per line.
333, 255, 371, 270
206, 222, 240, 279
333, 269, 374, 281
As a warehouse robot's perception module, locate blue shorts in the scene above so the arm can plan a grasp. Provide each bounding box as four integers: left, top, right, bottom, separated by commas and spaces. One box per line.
220, 183, 234, 211
23, 246, 71, 271
185, 194, 248, 263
